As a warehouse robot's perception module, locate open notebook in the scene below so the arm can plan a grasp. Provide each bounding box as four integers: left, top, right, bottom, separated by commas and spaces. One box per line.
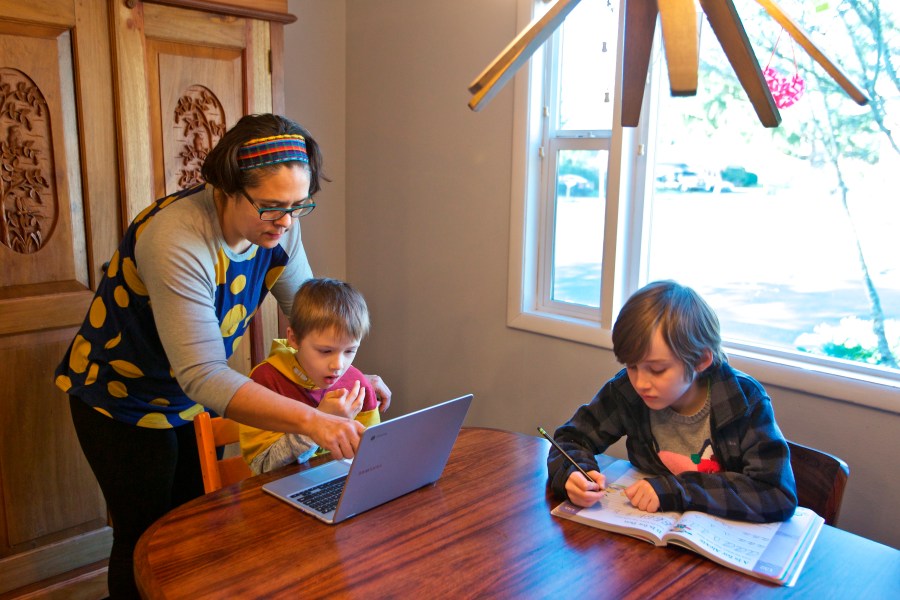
262, 394, 472, 524
550, 458, 824, 586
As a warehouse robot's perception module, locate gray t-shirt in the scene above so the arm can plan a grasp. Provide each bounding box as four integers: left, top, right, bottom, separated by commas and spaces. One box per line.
650, 396, 714, 464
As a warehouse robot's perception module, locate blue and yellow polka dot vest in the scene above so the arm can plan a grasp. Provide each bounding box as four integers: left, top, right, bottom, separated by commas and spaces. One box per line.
54, 184, 289, 428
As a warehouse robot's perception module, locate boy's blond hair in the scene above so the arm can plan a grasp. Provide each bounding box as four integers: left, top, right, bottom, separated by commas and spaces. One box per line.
612, 280, 725, 379
289, 278, 369, 342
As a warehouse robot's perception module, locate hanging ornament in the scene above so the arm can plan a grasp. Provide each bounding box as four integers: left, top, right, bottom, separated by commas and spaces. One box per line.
764, 28, 806, 109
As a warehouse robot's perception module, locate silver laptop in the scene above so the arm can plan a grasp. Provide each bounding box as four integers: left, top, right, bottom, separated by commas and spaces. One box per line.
262, 394, 473, 524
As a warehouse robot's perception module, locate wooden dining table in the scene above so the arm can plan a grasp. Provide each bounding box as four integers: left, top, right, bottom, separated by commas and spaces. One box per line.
134, 427, 900, 598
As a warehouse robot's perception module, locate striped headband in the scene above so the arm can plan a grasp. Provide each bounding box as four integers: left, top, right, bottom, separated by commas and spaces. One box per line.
237, 134, 309, 170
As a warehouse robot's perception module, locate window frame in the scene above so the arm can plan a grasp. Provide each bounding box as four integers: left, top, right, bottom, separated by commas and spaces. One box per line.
507, 0, 900, 414
538, 138, 612, 322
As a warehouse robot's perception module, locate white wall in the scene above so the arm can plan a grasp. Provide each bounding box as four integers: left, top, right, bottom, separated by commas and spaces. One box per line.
285, 0, 900, 549
284, 0, 348, 279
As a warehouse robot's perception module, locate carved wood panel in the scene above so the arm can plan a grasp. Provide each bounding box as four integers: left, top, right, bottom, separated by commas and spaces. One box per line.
173, 85, 227, 190
0, 24, 87, 293
0, 68, 55, 254
0, 1, 118, 594
147, 40, 242, 197
0, 23, 99, 562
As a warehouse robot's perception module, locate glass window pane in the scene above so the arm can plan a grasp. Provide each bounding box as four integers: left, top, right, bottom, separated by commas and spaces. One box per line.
552, 149, 608, 307
648, 1, 899, 373
556, 0, 619, 132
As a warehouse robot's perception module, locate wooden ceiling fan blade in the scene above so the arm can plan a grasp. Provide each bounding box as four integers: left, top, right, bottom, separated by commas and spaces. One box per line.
658, 0, 699, 96
621, 0, 659, 127
468, 0, 583, 112
753, 0, 868, 105
699, 0, 781, 127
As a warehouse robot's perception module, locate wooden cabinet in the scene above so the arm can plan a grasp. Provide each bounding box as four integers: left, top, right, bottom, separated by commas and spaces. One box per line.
0, 1, 292, 596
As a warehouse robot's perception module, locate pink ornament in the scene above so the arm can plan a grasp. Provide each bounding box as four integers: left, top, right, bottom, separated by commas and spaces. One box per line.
764, 66, 806, 109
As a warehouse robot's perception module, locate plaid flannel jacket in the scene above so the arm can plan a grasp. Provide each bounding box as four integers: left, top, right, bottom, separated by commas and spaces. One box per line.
548, 362, 798, 522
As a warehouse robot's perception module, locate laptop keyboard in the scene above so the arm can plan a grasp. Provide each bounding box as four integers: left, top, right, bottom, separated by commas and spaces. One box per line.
289, 476, 347, 514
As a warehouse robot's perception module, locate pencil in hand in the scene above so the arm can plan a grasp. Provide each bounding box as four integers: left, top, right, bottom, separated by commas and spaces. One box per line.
537, 426, 604, 489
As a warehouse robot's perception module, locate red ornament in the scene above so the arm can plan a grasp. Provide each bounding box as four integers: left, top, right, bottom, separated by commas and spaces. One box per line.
764, 66, 806, 109
763, 28, 806, 109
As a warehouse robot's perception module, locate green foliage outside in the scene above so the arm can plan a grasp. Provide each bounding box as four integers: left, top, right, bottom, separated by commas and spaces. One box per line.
796, 317, 899, 366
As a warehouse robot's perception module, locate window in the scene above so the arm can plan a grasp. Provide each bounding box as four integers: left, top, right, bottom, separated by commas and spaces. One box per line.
538, 0, 616, 320
509, 0, 899, 408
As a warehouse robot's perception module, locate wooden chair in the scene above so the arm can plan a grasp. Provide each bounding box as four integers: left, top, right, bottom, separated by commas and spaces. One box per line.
787, 440, 849, 526
194, 411, 252, 494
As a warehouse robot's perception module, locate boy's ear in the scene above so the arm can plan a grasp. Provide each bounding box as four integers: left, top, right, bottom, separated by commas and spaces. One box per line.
696, 348, 714, 373
285, 327, 300, 349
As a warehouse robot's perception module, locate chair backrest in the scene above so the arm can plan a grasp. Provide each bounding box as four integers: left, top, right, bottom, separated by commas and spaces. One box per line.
787, 440, 849, 526
194, 411, 252, 494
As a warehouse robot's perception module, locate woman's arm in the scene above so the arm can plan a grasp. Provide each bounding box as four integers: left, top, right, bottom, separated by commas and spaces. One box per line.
227, 380, 363, 459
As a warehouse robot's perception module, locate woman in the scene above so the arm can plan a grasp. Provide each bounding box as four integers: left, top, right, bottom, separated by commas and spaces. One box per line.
54, 114, 389, 598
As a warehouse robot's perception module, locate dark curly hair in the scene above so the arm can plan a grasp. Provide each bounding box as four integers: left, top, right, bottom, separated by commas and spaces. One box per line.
201, 113, 327, 196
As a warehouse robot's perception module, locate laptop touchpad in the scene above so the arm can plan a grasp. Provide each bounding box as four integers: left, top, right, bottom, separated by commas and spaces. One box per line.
268, 459, 351, 495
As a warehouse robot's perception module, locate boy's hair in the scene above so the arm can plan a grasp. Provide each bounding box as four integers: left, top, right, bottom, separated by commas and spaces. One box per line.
612, 280, 725, 379
289, 278, 370, 342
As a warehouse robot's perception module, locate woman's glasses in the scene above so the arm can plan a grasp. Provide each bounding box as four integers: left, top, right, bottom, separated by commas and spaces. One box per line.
241, 189, 316, 221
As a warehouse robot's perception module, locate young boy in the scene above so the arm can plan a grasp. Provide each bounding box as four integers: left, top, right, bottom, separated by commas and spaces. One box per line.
548, 280, 797, 523
240, 278, 382, 475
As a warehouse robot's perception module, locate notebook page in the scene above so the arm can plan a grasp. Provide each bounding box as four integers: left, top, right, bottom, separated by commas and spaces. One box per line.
664, 507, 822, 582
570, 461, 681, 542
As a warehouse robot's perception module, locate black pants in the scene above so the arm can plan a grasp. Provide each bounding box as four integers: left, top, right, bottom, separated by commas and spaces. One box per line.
69, 397, 205, 599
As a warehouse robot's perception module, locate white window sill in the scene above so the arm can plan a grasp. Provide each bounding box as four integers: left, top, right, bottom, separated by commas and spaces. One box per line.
508, 309, 900, 416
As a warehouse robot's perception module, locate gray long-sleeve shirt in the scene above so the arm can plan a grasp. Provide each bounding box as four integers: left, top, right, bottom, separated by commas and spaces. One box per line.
55, 184, 312, 426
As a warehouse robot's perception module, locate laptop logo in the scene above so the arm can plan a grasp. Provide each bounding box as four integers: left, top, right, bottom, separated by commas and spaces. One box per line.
370, 432, 388, 441
357, 464, 382, 476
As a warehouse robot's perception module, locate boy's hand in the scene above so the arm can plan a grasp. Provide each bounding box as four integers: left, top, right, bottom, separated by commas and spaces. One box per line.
319, 380, 365, 419
624, 479, 660, 513
366, 374, 392, 412
565, 470, 606, 508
